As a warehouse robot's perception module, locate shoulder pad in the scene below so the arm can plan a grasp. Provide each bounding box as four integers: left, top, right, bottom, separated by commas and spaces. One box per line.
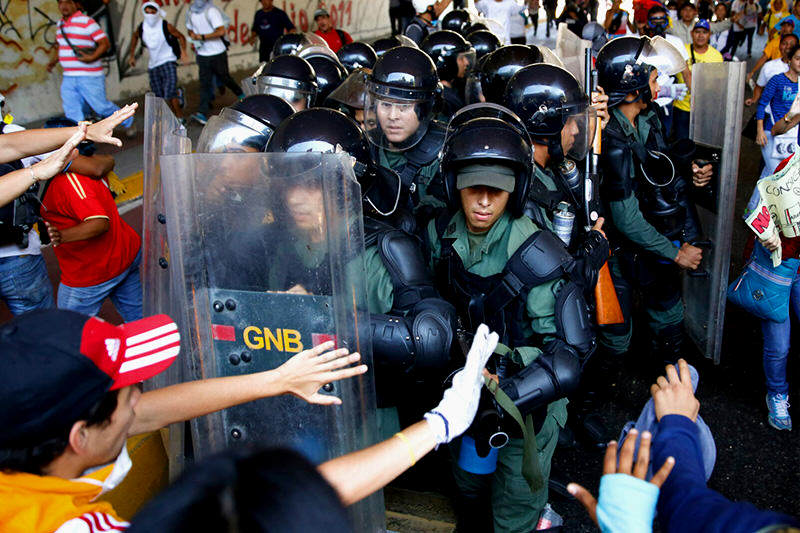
599, 141, 634, 201
405, 121, 447, 167
362, 215, 394, 248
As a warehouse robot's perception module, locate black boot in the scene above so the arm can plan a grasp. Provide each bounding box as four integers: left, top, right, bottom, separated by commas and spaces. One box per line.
653, 323, 685, 366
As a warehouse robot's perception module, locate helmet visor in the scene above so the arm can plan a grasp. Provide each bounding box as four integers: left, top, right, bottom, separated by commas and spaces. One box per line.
561, 106, 597, 161
326, 68, 370, 110
538, 45, 566, 69
196, 109, 274, 153
396, 35, 420, 48
638, 36, 687, 77
256, 76, 316, 111
458, 48, 478, 77
464, 73, 485, 104
364, 83, 434, 151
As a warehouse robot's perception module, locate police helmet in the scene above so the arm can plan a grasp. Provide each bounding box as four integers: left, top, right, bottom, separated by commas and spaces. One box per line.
266, 108, 400, 214
596, 36, 686, 107
581, 22, 608, 53
440, 114, 532, 218
272, 32, 329, 58
372, 35, 418, 57
505, 63, 594, 161
466, 29, 501, 60
364, 46, 440, 150
197, 95, 294, 153
479, 45, 543, 104
441, 9, 472, 35
337, 42, 378, 72
256, 55, 319, 110
467, 21, 489, 33
420, 30, 476, 82
306, 55, 348, 103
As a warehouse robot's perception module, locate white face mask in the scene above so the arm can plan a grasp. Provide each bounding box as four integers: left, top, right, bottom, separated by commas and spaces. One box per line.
144, 12, 161, 27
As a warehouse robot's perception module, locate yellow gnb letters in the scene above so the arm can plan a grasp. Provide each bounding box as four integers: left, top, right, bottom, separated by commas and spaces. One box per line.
243, 327, 304, 353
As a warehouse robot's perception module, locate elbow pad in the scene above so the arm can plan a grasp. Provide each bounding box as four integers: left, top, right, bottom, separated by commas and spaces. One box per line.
499, 339, 581, 416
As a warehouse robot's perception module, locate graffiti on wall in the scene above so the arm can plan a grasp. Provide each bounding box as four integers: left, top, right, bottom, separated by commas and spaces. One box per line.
1, 0, 388, 122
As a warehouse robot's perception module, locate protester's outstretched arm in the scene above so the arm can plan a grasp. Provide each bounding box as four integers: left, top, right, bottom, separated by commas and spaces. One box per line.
318, 325, 499, 506
0, 124, 86, 207
129, 341, 367, 435
0, 104, 136, 163
651, 360, 799, 533
567, 431, 674, 532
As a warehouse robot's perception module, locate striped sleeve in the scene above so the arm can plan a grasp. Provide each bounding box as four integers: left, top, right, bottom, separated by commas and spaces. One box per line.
54, 512, 130, 532
61, 173, 111, 222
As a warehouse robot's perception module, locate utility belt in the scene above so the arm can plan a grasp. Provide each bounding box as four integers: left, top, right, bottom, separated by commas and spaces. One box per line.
0, 163, 47, 249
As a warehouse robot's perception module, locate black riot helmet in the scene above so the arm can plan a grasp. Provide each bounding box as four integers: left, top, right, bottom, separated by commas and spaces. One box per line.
306, 55, 347, 104
505, 63, 595, 163
271, 32, 329, 58
256, 55, 318, 110
372, 35, 418, 57
440, 115, 532, 218
467, 21, 489, 33
364, 46, 440, 150
441, 9, 472, 35
197, 95, 294, 153
266, 108, 402, 216
336, 42, 377, 73
479, 45, 543, 104
466, 29, 501, 60
420, 30, 476, 82
596, 35, 686, 107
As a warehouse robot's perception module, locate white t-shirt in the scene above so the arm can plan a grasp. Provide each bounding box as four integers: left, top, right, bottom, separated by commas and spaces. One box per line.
0, 123, 43, 258
142, 18, 178, 69
508, 1, 528, 39
475, 0, 521, 44
732, 0, 761, 29
186, 6, 226, 56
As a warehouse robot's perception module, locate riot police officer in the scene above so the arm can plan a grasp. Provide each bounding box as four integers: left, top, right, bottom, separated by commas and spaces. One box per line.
196, 94, 294, 153
441, 8, 472, 35
298, 46, 348, 104
466, 29, 502, 61
405, 0, 452, 45
595, 36, 712, 362
427, 110, 592, 532
253, 55, 319, 112
364, 46, 448, 228
420, 30, 476, 117
266, 108, 455, 390
324, 68, 370, 130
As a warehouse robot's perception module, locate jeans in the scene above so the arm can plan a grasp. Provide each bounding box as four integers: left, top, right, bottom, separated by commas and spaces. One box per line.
57, 249, 142, 322
760, 269, 800, 395
196, 51, 243, 114
0, 254, 54, 315
730, 27, 756, 56
671, 108, 691, 141
60, 76, 134, 129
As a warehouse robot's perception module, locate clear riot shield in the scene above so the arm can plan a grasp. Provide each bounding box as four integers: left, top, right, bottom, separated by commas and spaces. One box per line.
141, 94, 190, 478
160, 151, 384, 531
685, 61, 745, 364
555, 23, 591, 85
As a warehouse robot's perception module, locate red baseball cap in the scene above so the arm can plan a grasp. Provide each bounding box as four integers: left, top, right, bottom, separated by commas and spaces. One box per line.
0, 310, 180, 448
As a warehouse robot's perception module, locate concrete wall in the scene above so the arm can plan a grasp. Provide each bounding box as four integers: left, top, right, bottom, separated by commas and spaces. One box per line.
2, 0, 390, 124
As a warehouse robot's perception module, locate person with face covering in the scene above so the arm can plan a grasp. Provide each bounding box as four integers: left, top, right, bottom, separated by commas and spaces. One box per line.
185, 0, 244, 125
128, 2, 188, 121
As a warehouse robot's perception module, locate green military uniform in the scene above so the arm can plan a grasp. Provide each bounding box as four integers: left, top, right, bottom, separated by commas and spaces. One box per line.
379, 148, 447, 216
598, 107, 684, 355
427, 211, 568, 533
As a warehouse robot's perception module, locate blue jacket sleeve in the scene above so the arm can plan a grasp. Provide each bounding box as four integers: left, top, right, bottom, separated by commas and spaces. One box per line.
653, 415, 799, 533
756, 76, 778, 121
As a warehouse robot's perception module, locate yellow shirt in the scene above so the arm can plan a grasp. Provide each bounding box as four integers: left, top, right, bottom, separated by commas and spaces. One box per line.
674, 44, 724, 112
763, 34, 784, 60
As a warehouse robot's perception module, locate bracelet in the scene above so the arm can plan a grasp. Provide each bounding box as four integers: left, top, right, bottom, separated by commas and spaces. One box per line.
394, 432, 416, 466
29, 167, 39, 184
201, 34, 205, 41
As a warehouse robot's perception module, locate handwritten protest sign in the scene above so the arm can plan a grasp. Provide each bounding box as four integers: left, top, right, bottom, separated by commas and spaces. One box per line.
745, 153, 800, 266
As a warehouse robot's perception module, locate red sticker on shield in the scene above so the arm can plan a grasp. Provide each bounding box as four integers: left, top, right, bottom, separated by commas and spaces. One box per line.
311, 333, 337, 348
212, 324, 236, 341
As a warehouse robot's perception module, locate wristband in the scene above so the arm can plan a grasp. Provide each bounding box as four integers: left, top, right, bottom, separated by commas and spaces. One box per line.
202, 34, 205, 41
394, 432, 416, 466
29, 167, 39, 184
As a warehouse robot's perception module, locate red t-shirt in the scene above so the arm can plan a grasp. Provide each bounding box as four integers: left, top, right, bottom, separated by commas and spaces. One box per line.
314, 28, 352, 53
41, 172, 141, 287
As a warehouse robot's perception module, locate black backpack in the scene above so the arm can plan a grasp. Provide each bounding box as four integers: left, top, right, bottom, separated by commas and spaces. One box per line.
138, 20, 182, 59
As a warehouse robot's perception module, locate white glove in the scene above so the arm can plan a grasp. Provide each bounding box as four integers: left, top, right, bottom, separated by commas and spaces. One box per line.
759, 229, 781, 252
661, 83, 688, 101
424, 324, 499, 445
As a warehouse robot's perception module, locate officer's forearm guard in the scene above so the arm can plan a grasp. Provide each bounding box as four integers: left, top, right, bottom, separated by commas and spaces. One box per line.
499, 339, 582, 416
370, 297, 455, 373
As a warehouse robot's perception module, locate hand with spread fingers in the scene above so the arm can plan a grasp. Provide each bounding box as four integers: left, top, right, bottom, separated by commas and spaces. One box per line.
274, 341, 368, 405
568, 430, 675, 532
